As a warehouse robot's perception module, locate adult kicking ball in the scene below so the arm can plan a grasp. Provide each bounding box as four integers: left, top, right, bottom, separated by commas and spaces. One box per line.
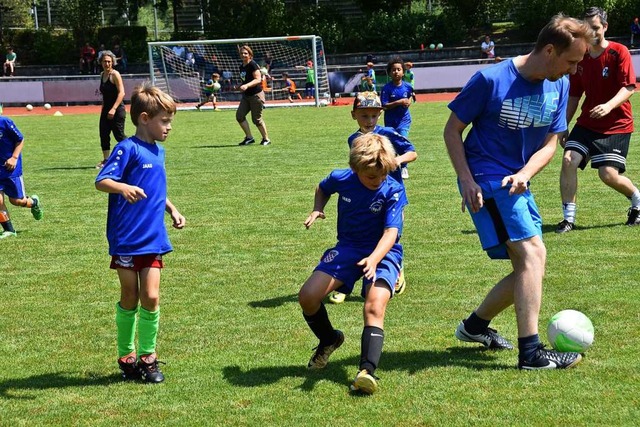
26, 104, 33, 111
547, 310, 594, 352
44, 103, 52, 110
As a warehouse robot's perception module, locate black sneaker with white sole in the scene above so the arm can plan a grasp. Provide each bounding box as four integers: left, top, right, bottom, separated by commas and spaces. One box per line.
137, 354, 166, 383
260, 138, 271, 146
518, 344, 582, 370
626, 207, 640, 226
555, 219, 574, 233
455, 320, 514, 350
238, 137, 255, 146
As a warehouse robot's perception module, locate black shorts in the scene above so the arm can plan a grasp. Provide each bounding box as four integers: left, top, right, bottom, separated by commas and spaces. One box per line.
565, 125, 631, 173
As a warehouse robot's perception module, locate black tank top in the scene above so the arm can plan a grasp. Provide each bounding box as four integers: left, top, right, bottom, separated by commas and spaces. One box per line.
100, 72, 124, 113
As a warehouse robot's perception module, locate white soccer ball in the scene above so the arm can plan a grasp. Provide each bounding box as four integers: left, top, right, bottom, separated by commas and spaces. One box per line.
547, 309, 594, 352
26, 104, 33, 111
44, 103, 51, 110
212, 82, 221, 92
319, 99, 328, 107
260, 67, 269, 76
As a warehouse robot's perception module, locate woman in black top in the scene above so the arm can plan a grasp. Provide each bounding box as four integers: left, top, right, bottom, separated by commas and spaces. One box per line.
97, 50, 126, 168
236, 45, 271, 146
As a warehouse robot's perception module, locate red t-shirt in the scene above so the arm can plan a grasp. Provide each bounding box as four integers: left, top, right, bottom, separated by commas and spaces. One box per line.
570, 41, 635, 134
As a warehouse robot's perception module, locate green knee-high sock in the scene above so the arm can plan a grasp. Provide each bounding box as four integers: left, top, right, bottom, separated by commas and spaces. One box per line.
116, 303, 138, 358
138, 306, 160, 356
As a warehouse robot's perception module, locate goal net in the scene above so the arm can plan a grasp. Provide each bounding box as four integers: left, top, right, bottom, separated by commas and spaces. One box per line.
147, 35, 330, 109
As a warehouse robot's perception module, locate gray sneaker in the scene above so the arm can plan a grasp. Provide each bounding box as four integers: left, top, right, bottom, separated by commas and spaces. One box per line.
307, 330, 344, 369
455, 320, 514, 350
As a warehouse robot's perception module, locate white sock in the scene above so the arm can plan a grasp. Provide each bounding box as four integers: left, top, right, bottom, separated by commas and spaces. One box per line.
630, 189, 640, 208
563, 202, 576, 223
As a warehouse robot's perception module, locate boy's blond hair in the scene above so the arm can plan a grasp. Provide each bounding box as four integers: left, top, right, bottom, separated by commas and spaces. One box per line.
349, 133, 397, 175
130, 82, 177, 126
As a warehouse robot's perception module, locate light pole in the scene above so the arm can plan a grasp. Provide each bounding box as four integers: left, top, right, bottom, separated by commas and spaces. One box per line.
31, 1, 39, 29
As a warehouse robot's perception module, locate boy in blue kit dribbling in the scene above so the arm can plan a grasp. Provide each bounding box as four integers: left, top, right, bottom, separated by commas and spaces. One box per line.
329, 91, 417, 304
299, 133, 406, 395
381, 57, 415, 179
95, 82, 185, 383
0, 114, 43, 239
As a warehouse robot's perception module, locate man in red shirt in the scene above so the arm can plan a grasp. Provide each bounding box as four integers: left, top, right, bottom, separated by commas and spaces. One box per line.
557, 7, 640, 232
79, 42, 96, 74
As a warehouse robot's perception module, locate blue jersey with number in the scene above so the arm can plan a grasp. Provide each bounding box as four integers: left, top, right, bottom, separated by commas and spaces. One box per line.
96, 136, 172, 256
319, 169, 406, 250
0, 116, 24, 179
380, 81, 414, 132
448, 59, 568, 182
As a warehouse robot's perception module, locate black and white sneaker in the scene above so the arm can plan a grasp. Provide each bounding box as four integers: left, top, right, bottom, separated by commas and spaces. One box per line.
626, 207, 640, 226
260, 138, 271, 146
555, 219, 574, 233
117, 353, 141, 381
137, 353, 165, 383
307, 330, 344, 370
238, 137, 255, 146
455, 320, 514, 350
519, 344, 582, 370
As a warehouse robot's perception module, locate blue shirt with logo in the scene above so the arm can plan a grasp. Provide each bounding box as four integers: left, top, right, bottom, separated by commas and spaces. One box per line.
380, 81, 414, 132
96, 136, 172, 256
0, 116, 24, 179
319, 168, 406, 250
448, 59, 568, 182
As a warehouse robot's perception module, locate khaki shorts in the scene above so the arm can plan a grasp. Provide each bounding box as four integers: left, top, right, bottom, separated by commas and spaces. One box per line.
236, 91, 265, 125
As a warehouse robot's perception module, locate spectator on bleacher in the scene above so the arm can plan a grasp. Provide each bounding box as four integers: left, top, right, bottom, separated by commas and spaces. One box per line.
631, 17, 640, 47
481, 35, 495, 59
222, 69, 233, 91
80, 42, 96, 75
296, 60, 315, 99
113, 44, 127, 73
4, 46, 16, 77
97, 50, 126, 169
236, 45, 271, 146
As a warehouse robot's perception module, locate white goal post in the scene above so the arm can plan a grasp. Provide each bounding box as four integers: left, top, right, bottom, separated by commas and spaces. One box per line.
147, 35, 331, 109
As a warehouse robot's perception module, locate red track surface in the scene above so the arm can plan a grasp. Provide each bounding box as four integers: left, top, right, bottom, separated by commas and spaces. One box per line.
1, 92, 458, 117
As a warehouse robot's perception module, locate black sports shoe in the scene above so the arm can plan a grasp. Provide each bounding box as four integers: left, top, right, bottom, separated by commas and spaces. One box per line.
137, 354, 165, 383
260, 138, 271, 146
238, 137, 255, 146
307, 330, 345, 370
555, 219, 574, 233
455, 321, 514, 350
519, 344, 582, 370
626, 207, 640, 226
117, 353, 141, 380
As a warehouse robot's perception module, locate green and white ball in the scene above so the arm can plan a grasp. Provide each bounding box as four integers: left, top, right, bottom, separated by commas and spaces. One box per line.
212, 82, 221, 92
547, 310, 594, 352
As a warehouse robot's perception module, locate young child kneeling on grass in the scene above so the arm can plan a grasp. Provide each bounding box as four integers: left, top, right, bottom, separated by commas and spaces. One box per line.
298, 132, 406, 394
95, 82, 185, 383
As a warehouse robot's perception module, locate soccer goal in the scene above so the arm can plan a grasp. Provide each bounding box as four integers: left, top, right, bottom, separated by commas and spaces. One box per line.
147, 35, 330, 109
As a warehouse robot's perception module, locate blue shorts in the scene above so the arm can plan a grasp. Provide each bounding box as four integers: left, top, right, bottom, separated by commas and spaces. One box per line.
0, 176, 26, 199
314, 243, 403, 297
464, 180, 542, 260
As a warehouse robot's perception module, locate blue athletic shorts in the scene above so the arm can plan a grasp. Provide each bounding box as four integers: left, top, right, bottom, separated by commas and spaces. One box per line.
314, 243, 403, 297
464, 180, 542, 260
0, 176, 26, 199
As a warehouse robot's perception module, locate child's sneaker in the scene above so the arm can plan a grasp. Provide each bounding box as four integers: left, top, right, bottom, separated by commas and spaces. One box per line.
518, 344, 582, 370
0, 231, 16, 239
96, 159, 107, 169
349, 369, 378, 394
401, 166, 409, 179
117, 352, 141, 380
329, 291, 346, 304
30, 195, 43, 220
137, 353, 165, 383
307, 330, 344, 370
395, 268, 406, 295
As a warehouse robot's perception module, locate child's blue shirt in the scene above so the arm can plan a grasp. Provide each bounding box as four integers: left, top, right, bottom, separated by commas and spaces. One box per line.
381, 81, 414, 131
0, 116, 24, 179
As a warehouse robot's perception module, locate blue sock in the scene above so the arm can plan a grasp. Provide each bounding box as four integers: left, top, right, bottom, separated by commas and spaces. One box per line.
464, 312, 490, 335
518, 334, 541, 362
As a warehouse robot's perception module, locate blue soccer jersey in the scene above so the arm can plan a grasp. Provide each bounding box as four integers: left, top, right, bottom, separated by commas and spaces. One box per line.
96, 136, 172, 256
381, 81, 414, 132
448, 59, 568, 182
0, 116, 24, 179
348, 125, 415, 187
319, 168, 406, 250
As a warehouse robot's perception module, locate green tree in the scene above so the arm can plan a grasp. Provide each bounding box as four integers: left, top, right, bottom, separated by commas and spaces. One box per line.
0, 0, 31, 43
57, 0, 102, 46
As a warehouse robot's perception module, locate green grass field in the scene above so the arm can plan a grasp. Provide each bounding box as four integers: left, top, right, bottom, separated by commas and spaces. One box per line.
1, 101, 639, 426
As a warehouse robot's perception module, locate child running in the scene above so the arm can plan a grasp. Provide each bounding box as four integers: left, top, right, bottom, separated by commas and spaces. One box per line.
95, 82, 185, 383
329, 91, 417, 304
299, 133, 407, 395
282, 73, 302, 102
195, 72, 221, 111
0, 113, 43, 239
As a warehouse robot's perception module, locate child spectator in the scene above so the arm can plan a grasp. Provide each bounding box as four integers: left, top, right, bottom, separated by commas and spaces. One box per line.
361, 62, 376, 92
4, 46, 16, 77
403, 61, 415, 89
298, 132, 407, 395
0, 114, 43, 238
329, 92, 417, 304
282, 72, 302, 102
381, 57, 416, 179
95, 83, 185, 383
195, 72, 221, 110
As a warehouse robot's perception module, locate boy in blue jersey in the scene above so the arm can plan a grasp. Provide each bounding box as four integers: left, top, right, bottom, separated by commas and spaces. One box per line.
329, 91, 416, 304
0, 115, 43, 239
381, 57, 415, 179
443, 15, 593, 370
96, 82, 185, 383
299, 133, 406, 395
